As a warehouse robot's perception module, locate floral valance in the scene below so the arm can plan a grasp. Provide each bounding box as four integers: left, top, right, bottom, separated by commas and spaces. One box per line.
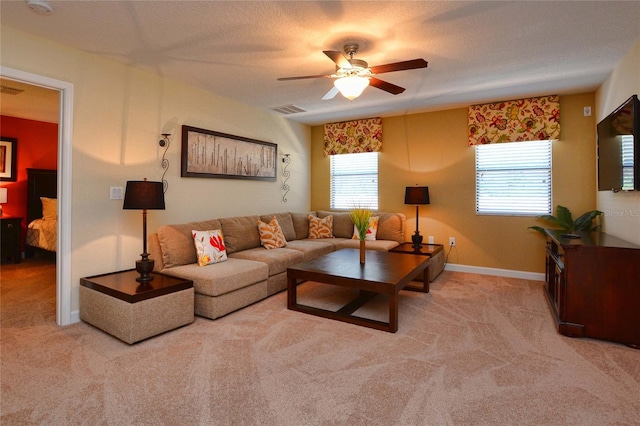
323, 117, 382, 156
468, 95, 560, 145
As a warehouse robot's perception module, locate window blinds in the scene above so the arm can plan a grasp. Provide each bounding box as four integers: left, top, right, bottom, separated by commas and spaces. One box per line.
330, 152, 379, 210
476, 140, 551, 215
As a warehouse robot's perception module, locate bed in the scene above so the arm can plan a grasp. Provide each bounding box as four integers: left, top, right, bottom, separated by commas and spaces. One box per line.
25, 168, 57, 255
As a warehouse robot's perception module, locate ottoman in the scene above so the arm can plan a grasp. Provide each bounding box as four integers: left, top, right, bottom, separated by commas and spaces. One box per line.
80, 269, 194, 344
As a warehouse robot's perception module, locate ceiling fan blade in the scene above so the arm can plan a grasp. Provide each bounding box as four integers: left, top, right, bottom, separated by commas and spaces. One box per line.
369, 59, 428, 74
369, 77, 405, 95
323, 50, 352, 69
322, 86, 339, 100
277, 74, 332, 81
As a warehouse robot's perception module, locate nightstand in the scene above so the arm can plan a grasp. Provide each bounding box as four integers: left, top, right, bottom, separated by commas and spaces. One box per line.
80, 269, 194, 344
389, 243, 444, 282
1, 216, 23, 263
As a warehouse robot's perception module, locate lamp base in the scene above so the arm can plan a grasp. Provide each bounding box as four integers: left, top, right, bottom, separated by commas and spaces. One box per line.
411, 233, 423, 250
135, 257, 155, 283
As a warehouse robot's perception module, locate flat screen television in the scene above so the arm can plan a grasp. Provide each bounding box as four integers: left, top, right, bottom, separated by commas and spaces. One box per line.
597, 94, 640, 191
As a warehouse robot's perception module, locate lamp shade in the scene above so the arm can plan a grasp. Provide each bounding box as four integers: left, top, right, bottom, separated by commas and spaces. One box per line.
404, 186, 430, 205
123, 180, 165, 210
334, 76, 370, 100
0, 188, 7, 204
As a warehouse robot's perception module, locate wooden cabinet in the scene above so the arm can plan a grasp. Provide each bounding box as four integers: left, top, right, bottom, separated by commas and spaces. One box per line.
544, 229, 640, 348
1, 217, 22, 263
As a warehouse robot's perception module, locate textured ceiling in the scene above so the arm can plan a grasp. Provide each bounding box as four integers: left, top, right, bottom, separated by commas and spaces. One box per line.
1, 1, 640, 125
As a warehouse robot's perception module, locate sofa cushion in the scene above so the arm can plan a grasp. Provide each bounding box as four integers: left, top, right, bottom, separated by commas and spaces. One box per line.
291, 212, 312, 240
301, 237, 349, 250
308, 214, 333, 238
229, 247, 304, 276
157, 219, 222, 268
376, 212, 406, 244
161, 258, 268, 297
219, 215, 261, 254
258, 217, 287, 249
192, 229, 227, 266
336, 239, 400, 251
317, 210, 353, 238
285, 239, 335, 260
260, 213, 296, 241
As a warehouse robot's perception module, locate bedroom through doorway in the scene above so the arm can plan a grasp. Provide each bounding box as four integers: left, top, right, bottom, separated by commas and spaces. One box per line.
0, 68, 72, 326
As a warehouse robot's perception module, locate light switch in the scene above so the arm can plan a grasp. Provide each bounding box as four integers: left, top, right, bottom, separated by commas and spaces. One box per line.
110, 186, 123, 200
584, 106, 592, 116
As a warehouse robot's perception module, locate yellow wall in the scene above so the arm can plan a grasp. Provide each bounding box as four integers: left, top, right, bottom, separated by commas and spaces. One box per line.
596, 38, 640, 245
1, 27, 311, 312
311, 93, 597, 273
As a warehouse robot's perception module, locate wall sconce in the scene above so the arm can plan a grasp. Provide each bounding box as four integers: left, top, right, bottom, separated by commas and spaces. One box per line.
281, 154, 291, 202
159, 133, 171, 193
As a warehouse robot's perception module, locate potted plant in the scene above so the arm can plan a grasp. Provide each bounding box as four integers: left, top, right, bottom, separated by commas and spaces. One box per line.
350, 207, 373, 264
529, 205, 603, 236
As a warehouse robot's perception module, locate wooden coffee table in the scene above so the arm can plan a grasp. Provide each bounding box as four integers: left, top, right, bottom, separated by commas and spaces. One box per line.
287, 249, 430, 333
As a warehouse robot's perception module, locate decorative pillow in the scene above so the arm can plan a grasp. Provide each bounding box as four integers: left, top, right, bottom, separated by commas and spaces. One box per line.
258, 217, 287, 249
192, 230, 227, 266
352, 216, 379, 241
41, 197, 57, 221
308, 214, 334, 239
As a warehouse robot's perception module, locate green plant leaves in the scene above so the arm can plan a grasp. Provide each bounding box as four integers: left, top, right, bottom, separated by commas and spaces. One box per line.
574, 210, 603, 231
528, 205, 603, 235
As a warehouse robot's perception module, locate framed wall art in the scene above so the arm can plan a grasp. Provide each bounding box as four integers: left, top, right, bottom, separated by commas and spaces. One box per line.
181, 126, 277, 181
0, 137, 17, 182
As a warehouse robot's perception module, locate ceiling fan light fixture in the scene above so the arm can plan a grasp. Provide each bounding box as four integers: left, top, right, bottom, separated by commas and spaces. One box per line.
334, 76, 370, 100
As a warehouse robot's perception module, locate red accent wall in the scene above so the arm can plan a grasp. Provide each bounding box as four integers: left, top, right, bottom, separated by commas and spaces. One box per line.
0, 115, 58, 248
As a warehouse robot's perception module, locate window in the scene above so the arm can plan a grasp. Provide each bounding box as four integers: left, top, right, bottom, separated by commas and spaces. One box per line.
621, 135, 634, 191
330, 152, 378, 210
476, 140, 551, 215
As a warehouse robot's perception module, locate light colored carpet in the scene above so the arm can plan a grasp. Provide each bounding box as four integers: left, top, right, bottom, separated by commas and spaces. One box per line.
1, 259, 639, 425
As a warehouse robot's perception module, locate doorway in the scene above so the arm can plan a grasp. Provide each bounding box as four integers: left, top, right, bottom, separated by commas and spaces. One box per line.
0, 66, 73, 326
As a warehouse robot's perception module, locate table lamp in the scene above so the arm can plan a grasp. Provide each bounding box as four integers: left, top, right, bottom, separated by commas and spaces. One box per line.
404, 186, 430, 250
123, 179, 165, 282
0, 188, 7, 216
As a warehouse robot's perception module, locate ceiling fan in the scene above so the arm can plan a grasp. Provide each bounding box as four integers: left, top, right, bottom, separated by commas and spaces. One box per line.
278, 43, 428, 101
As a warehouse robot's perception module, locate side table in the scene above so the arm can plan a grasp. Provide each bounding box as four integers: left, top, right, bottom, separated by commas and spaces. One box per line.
80, 269, 194, 344
1, 216, 23, 263
389, 243, 444, 282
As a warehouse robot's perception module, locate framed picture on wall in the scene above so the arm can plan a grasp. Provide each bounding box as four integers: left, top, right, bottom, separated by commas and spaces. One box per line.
0, 137, 17, 182
181, 125, 277, 181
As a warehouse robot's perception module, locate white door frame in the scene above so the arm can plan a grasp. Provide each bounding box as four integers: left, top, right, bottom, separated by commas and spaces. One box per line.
1, 66, 74, 326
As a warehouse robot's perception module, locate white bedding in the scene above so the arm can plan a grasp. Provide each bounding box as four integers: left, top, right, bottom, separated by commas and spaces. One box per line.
26, 218, 57, 252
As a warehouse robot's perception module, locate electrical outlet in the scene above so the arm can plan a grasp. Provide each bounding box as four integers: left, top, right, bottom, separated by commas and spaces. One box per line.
110, 186, 123, 200
449, 237, 456, 247
428, 235, 435, 244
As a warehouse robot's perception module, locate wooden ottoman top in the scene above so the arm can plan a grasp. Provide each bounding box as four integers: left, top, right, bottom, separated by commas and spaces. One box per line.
80, 269, 193, 303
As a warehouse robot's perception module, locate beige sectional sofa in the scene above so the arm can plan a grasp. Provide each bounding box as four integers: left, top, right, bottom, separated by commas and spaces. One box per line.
148, 211, 406, 320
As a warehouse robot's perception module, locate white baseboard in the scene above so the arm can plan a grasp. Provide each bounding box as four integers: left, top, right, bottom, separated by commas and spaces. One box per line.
70, 310, 80, 324
444, 263, 545, 281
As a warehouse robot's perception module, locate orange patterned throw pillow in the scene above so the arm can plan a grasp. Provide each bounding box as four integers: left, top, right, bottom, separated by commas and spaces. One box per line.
192, 230, 228, 266
258, 217, 287, 249
308, 214, 334, 239
352, 216, 379, 241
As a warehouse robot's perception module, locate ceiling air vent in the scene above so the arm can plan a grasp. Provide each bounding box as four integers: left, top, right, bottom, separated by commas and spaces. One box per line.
1, 85, 25, 95
271, 104, 306, 115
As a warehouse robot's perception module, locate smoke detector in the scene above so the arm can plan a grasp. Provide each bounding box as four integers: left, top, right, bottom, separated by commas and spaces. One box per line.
27, 0, 53, 15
